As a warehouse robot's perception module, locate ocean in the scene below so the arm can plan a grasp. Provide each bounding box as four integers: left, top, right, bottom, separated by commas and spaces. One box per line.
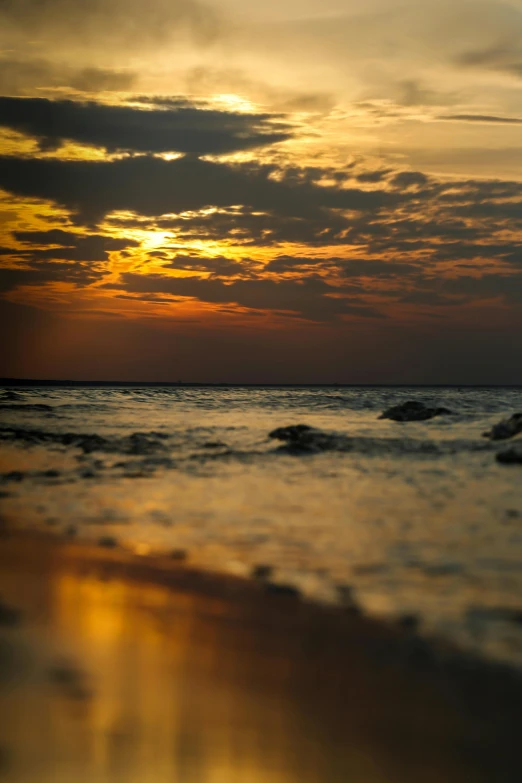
1, 384, 521, 667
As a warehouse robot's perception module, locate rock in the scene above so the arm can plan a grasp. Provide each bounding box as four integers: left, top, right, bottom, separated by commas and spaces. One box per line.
252, 564, 273, 581
269, 424, 315, 441
379, 400, 452, 422
0, 599, 22, 627
484, 413, 522, 441
496, 446, 522, 465
48, 661, 91, 701
269, 425, 344, 454
98, 536, 118, 548
170, 549, 187, 561
336, 584, 360, 613
40, 469, 60, 479
265, 583, 300, 598
467, 606, 522, 625
3, 471, 24, 483
79, 469, 97, 479
397, 613, 420, 631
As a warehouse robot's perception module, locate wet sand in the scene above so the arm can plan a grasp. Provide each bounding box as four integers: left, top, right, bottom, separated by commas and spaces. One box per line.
1, 531, 521, 783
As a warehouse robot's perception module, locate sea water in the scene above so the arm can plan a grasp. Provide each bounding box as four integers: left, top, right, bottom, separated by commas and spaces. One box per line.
1, 384, 521, 667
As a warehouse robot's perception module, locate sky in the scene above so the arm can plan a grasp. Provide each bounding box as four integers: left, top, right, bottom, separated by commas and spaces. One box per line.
1, 0, 522, 383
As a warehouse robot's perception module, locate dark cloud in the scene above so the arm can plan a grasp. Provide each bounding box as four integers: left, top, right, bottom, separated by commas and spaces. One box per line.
13, 230, 139, 262
443, 273, 522, 303
0, 97, 292, 155
1, 147, 522, 324
440, 114, 522, 125
341, 259, 418, 278
456, 41, 522, 78
264, 255, 417, 278
151, 208, 351, 247
389, 171, 430, 189
0, 230, 138, 293
398, 290, 466, 306
0, 154, 398, 226
104, 271, 384, 322
162, 254, 260, 277
0, 262, 104, 292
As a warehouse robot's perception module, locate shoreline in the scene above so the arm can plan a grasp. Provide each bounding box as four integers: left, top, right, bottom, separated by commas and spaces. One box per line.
1, 528, 522, 782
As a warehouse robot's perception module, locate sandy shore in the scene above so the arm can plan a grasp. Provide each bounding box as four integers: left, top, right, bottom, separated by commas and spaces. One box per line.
1, 530, 522, 783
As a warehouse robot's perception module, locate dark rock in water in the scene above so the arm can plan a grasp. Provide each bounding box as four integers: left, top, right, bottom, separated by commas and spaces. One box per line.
2, 471, 24, 483
0, 744, 11, 773
79, 469, 97, 479
379, 400, 452, 422
265, 582, 300, 598
170, 549, 187, 561
98, 536, 118, 548
496, 446, 522, 465
484, 413, 522, 441
126, 431, 168, 456
269, 424, 345, 454
48, 660, 91, 701
62, 433, 108, 454
336, 583, 360, 613
467, 606, 522, 625
404, 636, 434, 668
269, 424, 315, 441
202, 441, 227, 449
252, 564, 273, 581
0, 599, 22, 627
38, 469, 60, 479
397, 613, 420, 631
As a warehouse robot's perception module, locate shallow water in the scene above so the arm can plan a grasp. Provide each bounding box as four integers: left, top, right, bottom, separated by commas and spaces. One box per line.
1, 384, 522, 667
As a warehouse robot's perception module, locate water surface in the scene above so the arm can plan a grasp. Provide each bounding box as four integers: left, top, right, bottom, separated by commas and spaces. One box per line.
1, 384, 521, 666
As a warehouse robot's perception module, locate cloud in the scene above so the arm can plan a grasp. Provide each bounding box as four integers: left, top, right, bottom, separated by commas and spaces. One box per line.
393, 79, 460, 107
184, 66, 335, 114
443, 272, 522, 303
162, 254, 261, 277
13, 230, 139, 261
0, 57, 137, 95
0, 262, 104, 292
0, 153, 398, 225
456, 40, 522, 78
440, 114, 522, 124
0, 230, 139, 293
0, 97, 292, 156
0, 0, 223, 51
104, 271, 384, 321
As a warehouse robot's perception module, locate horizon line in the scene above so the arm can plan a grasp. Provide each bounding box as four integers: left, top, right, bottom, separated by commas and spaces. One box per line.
1, 377, 522, 389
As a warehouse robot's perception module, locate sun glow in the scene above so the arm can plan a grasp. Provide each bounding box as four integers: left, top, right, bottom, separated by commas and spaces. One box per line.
210, 93, 259, 113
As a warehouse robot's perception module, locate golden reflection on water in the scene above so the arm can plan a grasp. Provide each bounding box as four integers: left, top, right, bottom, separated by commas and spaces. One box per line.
0, 537, 506, 783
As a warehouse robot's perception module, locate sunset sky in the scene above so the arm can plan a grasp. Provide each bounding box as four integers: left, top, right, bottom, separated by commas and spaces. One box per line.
1, 0, 522, 383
